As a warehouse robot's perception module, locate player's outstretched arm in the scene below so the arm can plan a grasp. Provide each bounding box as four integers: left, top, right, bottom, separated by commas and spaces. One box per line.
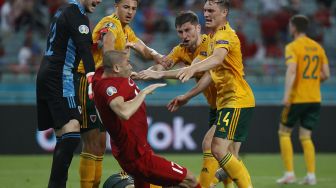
109, 83, 166, 120
177, 48, 227, 82
126, 40, 163, 62
167, 72, 212, 112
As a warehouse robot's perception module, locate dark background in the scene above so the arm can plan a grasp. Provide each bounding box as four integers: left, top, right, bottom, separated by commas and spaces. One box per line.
0, 105, 335, 154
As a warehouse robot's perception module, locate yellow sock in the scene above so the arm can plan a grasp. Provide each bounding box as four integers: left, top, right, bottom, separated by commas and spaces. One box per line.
219, 153, 251, 188
239, 160, 252, 185
300, 136, 315, 173
93, 156, 103, 188
279, 131, 294, 172
79, 152, 97, 188
199, 150, 219, 187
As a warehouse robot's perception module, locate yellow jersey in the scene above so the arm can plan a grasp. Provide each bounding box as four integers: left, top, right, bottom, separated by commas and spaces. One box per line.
77, 14, 139, 73
285, 36, 328, 103
168, 35, 217, 108
208, 22, 255, 109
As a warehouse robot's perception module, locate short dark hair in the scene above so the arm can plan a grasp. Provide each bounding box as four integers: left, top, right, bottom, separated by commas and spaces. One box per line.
290, 15, 309, 33
175, 11, 199, 28
205, 0, 230, 11
115, 0, 140, 5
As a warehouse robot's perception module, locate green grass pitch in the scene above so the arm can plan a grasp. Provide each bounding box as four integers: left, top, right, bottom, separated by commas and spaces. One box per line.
0, 154, 335, 188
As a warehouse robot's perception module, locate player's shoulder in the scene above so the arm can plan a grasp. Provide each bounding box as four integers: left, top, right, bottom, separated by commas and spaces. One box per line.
64, 3, 86, 17
97, 14, 122, 29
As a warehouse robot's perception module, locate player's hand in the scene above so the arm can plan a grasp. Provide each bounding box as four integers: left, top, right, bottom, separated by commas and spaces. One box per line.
126, 42, 136, 49
86, 72, 95, 99
138, 70, 163, 80
142, 83, 166, 95
177, 66, 195, 83
167, 95, 188, 112
156, 55, 173, 69
130, 71, 140, 80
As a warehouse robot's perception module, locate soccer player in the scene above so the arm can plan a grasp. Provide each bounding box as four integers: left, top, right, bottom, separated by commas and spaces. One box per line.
76, 0, 162, 187
138, 11, 234, 188
36, 0, 101, 187
276, 15, 330, 185
92, 50, 201, 188
175, 1, 255, 187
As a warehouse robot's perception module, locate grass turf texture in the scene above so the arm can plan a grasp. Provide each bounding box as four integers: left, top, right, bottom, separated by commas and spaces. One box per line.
0, 154, 335, 188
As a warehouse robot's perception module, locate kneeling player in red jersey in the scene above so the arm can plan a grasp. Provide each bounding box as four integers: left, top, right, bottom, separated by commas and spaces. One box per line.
92, 50, 201, 188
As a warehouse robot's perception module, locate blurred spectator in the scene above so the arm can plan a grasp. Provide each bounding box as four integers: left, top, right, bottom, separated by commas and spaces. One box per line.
46, 0, 65, 18
236, 20, 257, 59
260, 14, 279, 46
314, 2, 331, 28
12, 0, 48, 36
10, 29, 41, 75
260, 0, 287, 14
1, 0, 14, 33
0, 0, 4, 7
153, 14, 170, 33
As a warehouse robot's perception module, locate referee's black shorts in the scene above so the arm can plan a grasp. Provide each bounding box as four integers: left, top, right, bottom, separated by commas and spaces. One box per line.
37, 95, 81, 131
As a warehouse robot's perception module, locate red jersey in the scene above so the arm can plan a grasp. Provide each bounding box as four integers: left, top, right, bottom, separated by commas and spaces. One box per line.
93, 68, 150, 162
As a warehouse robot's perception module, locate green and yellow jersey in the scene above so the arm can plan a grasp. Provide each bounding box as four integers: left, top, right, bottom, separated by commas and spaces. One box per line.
207, 22, 255, 109
168, 34, 217, 109
285, 36, 328, 103
77, 14, 139, 73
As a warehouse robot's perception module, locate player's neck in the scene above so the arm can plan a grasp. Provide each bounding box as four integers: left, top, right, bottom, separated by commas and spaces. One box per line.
294, 33, 306, 40
215, 20, 227, 32
102, 71, 118, 78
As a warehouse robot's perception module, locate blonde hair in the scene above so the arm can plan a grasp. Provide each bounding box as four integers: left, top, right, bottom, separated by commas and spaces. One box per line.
103, 50, 129, 69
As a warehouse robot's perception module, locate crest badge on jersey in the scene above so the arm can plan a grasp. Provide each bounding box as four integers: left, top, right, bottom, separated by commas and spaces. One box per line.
90, 115, 97, 123
78, 25, 89, 34
128, 78, 135, 86
106, 86, 117, 96
104, 22, 116, 29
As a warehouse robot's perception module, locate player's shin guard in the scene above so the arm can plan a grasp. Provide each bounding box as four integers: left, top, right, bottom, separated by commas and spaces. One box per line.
93, 156, 104, 188
79, 152, 97, 188
279, 131, 294, 172
300, 136, 315, 174
219, 153, 251, 188
199, 150, 219, 187
48, 132, 80, 188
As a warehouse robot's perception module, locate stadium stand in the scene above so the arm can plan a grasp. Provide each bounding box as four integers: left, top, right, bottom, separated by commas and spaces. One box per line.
0, 0, 335, 105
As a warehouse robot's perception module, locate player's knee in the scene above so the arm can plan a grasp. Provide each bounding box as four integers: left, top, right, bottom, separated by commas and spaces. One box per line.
211, 143, 228, 161
202, 136, 212, 151
278, 123, 292, 134
299, 126, 312, 139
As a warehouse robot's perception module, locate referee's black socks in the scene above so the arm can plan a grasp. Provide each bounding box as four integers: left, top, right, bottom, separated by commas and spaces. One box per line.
48, 132, 80, 188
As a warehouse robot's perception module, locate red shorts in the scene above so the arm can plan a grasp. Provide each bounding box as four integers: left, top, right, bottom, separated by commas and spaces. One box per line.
117, 150, 187, 187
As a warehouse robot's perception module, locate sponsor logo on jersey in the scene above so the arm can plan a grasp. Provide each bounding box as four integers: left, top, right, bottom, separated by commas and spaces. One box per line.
78, 106, 82, 114
216, 40, 229, 45
106, 86, 117, 96
78, 25, 89, 34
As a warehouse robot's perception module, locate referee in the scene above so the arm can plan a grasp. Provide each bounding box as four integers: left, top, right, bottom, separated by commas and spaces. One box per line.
36, 0, 101, 187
